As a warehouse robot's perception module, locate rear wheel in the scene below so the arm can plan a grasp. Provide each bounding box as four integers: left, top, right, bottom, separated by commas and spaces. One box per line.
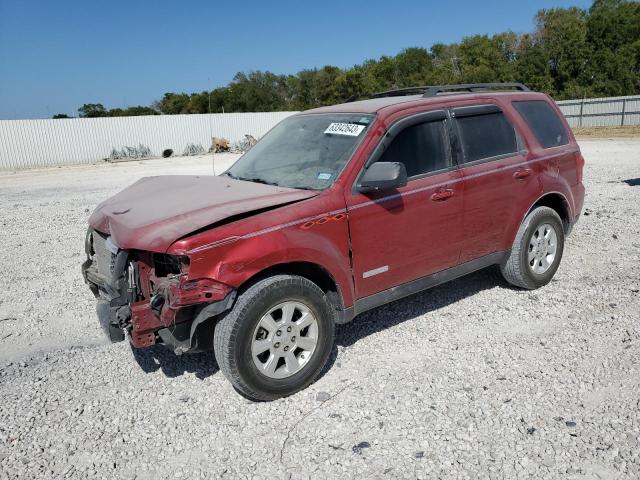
214, 275, 335, 401
501, 206, 565, 289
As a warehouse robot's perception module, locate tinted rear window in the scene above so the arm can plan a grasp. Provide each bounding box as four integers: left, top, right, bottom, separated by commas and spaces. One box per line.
513, 100, 568, 148
456, 112, 518, 163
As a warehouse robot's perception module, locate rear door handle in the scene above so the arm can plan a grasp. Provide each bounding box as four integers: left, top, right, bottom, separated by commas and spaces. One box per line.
513, 169, 532, 180
430, 189, 454, 202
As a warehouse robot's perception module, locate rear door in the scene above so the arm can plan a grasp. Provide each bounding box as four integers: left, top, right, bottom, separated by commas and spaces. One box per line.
346, 111, 464, 299
452, 104, 539, 262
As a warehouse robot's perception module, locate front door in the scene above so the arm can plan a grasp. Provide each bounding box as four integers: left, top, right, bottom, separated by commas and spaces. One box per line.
346, 113, 464, 299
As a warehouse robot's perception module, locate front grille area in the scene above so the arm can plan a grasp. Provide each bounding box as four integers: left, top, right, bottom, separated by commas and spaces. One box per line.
92, 231, 116, 278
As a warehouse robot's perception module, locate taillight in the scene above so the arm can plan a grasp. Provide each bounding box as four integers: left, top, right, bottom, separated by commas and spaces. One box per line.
575, 151, 585, 184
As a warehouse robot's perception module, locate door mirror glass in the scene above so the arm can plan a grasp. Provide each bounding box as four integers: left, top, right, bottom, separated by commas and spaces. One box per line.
358, 162, 408, 192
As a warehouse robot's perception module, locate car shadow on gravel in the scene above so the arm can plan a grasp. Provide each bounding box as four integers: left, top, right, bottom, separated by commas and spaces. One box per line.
334, 267, 507, 349
623, 178, 640, 186
130, 344, 218, 380
129, 267, 507, 384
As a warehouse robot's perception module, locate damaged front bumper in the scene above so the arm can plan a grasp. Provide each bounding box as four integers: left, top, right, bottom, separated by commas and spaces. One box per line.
82, 229, 132, 342
82, 228, 234, 352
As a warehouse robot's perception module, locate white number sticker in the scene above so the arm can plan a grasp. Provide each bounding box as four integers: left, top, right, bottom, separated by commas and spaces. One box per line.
324, 123, 365, 136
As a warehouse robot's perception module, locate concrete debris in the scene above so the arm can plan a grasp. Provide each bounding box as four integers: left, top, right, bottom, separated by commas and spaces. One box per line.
209, 137, 230, 153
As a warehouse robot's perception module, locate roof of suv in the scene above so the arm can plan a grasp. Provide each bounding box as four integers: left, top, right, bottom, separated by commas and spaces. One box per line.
303, 89, 548, 117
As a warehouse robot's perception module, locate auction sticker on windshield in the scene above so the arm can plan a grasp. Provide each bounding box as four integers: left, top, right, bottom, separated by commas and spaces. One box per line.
324, 123, 366, 136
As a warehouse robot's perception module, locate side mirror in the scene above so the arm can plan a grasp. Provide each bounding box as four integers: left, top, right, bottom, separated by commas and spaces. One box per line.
357, 162, 408, 192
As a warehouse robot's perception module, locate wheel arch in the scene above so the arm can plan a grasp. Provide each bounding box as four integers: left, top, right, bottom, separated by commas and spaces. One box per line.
527, 192, 572, 233
502, 190, 573, 254
189, 260, 346, 352
237, 261, 345, 312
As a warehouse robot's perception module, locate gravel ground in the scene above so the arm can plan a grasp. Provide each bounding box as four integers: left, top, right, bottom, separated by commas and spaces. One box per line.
0, 141, 639, 479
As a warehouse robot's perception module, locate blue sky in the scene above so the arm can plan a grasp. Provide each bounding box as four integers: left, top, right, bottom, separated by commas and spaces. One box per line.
0, 0, 592, 119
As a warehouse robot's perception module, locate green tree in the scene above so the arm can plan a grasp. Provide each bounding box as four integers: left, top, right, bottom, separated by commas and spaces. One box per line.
588, 0, 640, 51
109, 106, 159, 116
52, 113, 70, 119
586, 0, 640, 96
514, 34, 555, 94
394, 47, 434, 87
430, 43, 462, 85
154, 93, 190, 114
224, 71, 289, 112
457, 34, 516, 83
78, 103, 108, 118
360, 56, 397, 93
535, 7, 591, 98
287, 69, 323, 110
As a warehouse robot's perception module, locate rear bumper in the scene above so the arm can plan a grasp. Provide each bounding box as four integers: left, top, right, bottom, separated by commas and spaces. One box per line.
566, 182, 585, 236
571, 182, 585, 222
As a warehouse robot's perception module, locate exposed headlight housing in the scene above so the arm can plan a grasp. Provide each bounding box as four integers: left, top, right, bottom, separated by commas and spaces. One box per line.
153, 254, 190, 277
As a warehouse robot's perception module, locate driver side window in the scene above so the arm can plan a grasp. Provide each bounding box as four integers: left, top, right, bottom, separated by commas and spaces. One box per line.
378, 120, 450, 178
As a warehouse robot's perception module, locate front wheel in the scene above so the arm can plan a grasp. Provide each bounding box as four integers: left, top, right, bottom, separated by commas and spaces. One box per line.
214, 275, 335, 401
501, 206, 565, 289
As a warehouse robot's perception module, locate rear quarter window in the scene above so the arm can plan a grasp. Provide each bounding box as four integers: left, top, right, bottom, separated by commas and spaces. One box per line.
513, 100, 569, 148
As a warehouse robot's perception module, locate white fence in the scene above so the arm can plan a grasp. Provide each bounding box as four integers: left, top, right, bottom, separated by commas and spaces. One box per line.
0, 112, 296, 170
556, 95, 640, 128
1, 94, 639, 170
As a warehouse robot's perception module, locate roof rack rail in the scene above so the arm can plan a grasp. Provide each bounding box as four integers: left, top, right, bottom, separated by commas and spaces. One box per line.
371, 83, 530, 99
422, 83, 530, 97
370, 86, 431, 98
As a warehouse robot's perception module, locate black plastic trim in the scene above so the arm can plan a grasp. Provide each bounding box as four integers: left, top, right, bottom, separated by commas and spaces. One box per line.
156, 291, 238, 354
452, 104, 501, 118
341, 251, 508, 321
424, 83, 530, 97
371, 83, 530, 99
188, 291, 237, 347
457, 151, 526, 169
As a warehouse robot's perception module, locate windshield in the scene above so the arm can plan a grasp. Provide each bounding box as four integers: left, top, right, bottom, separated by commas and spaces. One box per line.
226, 113, 374, 190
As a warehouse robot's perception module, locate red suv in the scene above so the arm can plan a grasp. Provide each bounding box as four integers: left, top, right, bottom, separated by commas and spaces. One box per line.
83, 83, 585, 400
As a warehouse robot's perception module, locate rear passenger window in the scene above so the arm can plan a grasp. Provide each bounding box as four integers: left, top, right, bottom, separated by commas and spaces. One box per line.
456, 112, 519, 163
378, 120, 450, 177
513, 100, 568, 148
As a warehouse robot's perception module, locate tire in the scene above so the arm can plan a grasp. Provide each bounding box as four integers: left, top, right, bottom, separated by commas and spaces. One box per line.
214, 275, 335, 401
500, 206, 565, 290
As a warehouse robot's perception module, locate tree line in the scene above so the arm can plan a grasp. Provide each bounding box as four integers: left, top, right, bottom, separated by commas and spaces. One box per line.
58, 0, 639, 118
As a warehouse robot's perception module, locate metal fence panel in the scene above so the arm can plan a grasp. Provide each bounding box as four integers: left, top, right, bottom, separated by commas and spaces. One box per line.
0, 112, 297, 170
556, 95, 640, 128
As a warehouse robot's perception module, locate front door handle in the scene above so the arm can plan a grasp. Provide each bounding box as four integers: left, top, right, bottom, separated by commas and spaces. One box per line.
513, 169, 532, 180
430, 189, 454, 202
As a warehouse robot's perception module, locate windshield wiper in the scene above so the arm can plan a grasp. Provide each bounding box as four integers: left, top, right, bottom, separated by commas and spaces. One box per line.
226, 172, 280, 187
244, 177, 280, 186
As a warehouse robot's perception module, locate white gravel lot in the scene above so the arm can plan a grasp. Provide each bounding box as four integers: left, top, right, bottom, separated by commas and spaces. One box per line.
0, 141, 639, 479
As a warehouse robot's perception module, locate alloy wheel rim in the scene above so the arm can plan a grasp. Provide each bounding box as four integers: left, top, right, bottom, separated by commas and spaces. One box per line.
527, 223, 558, 275
251, 301, 319, 379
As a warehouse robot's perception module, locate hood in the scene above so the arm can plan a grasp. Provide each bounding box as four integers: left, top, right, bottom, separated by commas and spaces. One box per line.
89, 175, 318, 252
